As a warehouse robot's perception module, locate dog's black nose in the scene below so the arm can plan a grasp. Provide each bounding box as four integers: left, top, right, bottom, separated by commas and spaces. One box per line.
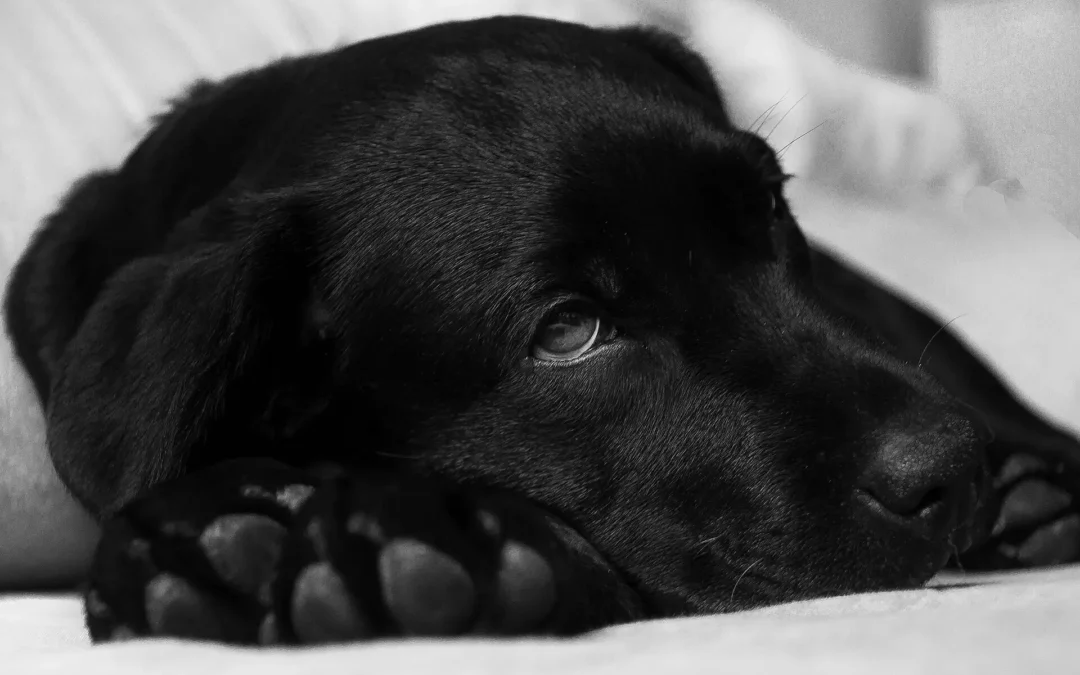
856, 418, 983, 540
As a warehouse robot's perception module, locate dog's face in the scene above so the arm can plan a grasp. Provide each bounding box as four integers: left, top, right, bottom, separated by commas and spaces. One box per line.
219, 19, 989, 614
48, 19, 987, 615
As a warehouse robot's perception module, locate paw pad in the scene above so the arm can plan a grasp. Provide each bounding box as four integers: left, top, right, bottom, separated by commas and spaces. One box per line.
306, 518, 330, 560
346, 513, 386, 543
291, 562, 370, 644
478, 510, 501, 538
993, 479, 1072, 535
258, 615, 279, 645
199, 514, 287, 596
995, 454, 1048, 488
1015, 514, 1080, 566
145, 573, 225, 639
85, 588, 110, 619
277, 484, 315, 512
89, 468, 594, 643
379, 538, 476, 635
493, 542, 556, 633
241, 485, 275, 501
109, 626, 138, 641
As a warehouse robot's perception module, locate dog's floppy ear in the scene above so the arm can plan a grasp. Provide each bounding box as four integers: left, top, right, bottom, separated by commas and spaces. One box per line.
42, 195, 319, 517
5, 65, 326, 518
611, 27, 726, 109
6, 69, 297, 404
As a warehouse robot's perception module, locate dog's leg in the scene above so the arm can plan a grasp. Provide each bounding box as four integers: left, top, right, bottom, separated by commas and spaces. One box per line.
86, 459, 644, 644
966, 441, 1080, 569
810, 246, 1080, 568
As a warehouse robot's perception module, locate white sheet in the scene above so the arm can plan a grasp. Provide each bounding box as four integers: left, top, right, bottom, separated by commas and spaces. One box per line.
6, 568, 1080, 672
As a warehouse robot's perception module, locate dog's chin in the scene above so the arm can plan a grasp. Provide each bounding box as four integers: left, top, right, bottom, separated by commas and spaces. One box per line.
739, 541, 966, 611
845, 459, 995, 590
855, 505, 988, 596
858, 504, 974, 576
677, 544, 958, 616
690, 496, 990, 614
893, 536, 968, 587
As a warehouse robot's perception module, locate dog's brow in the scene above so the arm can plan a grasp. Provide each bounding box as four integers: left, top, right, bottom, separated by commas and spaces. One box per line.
734, 133, 785, 181
584, 260, 624, 298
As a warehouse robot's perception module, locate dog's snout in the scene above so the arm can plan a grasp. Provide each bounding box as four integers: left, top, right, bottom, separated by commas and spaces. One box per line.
855, 415, 984, 542
859, 434, 968, 516
957, 402, 996, 445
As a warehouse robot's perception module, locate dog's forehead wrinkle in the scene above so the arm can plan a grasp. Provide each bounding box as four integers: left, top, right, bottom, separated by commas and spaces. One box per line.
306, 60, 771, 314
371, 36, 732, 157
553, 139, 787, 282
580, 259, 625, 299
316, 225, 563, 367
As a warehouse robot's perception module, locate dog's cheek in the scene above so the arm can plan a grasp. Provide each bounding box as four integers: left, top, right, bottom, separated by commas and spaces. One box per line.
610, 385, 865, 607
417, 362, 771, 602
414, 408, 610, 519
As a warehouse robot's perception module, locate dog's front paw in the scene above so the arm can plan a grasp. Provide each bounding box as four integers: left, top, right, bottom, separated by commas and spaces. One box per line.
271, 472, 645, 642
270, 474, 573, 643
959, 449, 1080, 569
86, 461, 641, 645
85, 460, 318, 643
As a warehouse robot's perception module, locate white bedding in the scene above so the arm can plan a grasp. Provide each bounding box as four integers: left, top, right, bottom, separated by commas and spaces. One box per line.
2, 1, 1079, 672
6, 569, 1080, 672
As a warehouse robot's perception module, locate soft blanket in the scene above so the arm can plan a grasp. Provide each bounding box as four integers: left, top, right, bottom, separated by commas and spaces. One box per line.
5, 569, 1080, 673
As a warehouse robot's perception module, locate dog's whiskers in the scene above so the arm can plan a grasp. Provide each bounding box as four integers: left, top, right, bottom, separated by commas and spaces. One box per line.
764, 93, 809, 142
775, 121, 828, 159
730, 558, 763, 605
917, 314, 967, 369
748, 93, 789, 135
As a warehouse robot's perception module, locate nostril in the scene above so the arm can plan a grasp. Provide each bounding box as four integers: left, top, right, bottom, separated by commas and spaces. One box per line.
909, 486, 947, 516
858, 422, 983, 519
860, 481, 948, 517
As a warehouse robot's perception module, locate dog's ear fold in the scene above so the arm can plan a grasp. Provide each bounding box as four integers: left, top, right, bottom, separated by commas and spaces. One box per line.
9, 65, 331, 518
612, 27, 726, 109
45, 196, 319, 517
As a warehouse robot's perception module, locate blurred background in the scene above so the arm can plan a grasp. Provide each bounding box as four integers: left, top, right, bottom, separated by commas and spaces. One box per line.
3, 0, 1076, 234
763, 0, 1079, 236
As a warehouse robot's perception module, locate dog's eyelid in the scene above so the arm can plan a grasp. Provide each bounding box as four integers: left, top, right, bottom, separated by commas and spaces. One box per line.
761, 173, 793, 196
528, 296, 620, 363
761, 175, 792, 221
529, 339, 620, 368
536, 294, 613, 320
765, 173, 795, 190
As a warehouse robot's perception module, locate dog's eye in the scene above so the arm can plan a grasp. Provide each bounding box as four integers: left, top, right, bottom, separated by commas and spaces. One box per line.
532, 303, 610, 361
764, 175, 793, 221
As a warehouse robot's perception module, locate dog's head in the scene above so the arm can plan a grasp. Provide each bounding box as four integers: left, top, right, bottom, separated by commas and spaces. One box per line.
51, 18, 988, 614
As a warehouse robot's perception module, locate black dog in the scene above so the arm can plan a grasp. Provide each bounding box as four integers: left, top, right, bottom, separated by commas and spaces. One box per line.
6, 17, 1080, 645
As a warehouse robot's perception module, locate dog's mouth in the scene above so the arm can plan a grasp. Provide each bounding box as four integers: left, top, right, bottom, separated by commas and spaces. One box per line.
853, 463, 994, 585
856, 482, 980, 546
